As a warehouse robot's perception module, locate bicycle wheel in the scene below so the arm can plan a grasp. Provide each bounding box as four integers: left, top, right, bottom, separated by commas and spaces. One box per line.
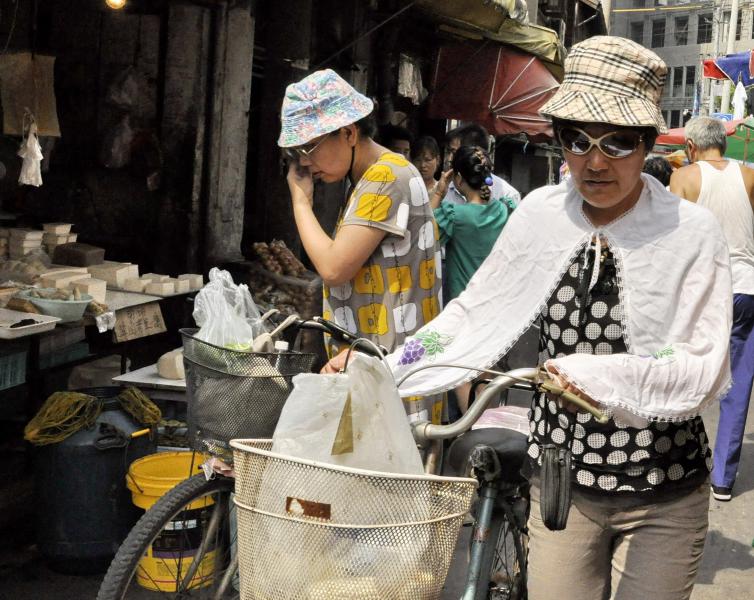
476, 500, 528, 600
97, 473, 237, 600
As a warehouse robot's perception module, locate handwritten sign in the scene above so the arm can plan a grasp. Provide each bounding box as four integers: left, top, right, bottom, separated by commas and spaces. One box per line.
113, 302, 166, 343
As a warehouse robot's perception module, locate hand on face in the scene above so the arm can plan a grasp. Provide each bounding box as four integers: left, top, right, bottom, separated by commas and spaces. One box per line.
287, 160, 314, 205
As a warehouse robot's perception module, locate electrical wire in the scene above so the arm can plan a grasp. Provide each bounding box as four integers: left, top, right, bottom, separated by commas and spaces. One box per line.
2, 0, 20, 54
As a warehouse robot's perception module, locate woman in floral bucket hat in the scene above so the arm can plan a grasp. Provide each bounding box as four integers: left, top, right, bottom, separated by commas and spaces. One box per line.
280, 69, 443, 425
328, 37, 731, 599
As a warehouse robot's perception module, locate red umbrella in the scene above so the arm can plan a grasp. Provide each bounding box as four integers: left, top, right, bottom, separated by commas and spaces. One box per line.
427, 42, 560, 139
656, 119, 743, 146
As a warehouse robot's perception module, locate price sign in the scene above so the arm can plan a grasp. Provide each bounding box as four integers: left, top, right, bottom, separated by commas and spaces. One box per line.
113, 302, 166, 343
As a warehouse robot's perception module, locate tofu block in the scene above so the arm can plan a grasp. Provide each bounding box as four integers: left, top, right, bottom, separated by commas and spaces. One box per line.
43, 233, 70, 244
67, 233, 78, 243
40, 271, 90, 289
10, 239, 41, 249
141, 273, 169, 283
9, 228, 43, 241
145, 281, 175, 296
87, 263, 134, 288
166, 277, 190, 293
71, 278, 107, 303
123, 278, 147, 293
157, 349, 185, 380
178, 274, 204, 290
43, 223, 73, 235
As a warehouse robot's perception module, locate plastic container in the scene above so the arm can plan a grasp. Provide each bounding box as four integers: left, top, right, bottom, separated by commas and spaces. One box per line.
18, 288, 92, 323
126, 451, 213, 591
34, 387, 157, 574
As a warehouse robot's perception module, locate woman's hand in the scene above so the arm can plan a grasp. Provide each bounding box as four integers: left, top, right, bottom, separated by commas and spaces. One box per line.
287, 161, 314, 206
545, 365, 599, 414
430, 169, 454, 208
321, 349, 349, 374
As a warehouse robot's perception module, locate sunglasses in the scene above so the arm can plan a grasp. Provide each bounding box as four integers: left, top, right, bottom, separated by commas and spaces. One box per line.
283, 130, 338, 161
557, 126, 644, 159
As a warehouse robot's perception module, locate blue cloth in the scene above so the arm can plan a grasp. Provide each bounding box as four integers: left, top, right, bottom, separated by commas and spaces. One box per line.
715, 51, 754, 88
712, 293, 754, 489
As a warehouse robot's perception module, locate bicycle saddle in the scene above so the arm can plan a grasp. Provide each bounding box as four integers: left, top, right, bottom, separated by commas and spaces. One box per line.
446, 427, 527, 483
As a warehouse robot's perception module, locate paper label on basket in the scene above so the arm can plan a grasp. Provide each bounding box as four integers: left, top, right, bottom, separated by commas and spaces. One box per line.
286, 497, 331, 521
330, 392, 353, 456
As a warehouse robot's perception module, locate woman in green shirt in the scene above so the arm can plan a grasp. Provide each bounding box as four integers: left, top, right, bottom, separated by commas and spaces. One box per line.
432, 145, 516, 302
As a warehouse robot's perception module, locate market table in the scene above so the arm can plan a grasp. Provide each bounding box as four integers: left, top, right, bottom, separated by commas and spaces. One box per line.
112, 363, 186, 403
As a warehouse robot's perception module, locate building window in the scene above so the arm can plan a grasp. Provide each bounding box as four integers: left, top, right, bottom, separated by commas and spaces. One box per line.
674, 16, 688, 45
697, 13, 713, 44
652, 18, 666, 47
722, 10, 743, 42
685, 66, 696, 98
672, 66, 684, 97
629, 21, 644, 44
670, 110, 681, 128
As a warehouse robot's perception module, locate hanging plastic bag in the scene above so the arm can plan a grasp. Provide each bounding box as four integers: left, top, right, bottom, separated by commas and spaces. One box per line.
18, 121, 43, 187
272, 353, 424, 475
193, 268, 255, 350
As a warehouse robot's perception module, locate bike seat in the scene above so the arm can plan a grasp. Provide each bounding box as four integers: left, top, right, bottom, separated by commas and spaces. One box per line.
446, 427, 528, 483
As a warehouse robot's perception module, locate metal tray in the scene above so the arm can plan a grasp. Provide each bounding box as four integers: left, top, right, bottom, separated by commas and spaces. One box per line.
0, 308, 60, 339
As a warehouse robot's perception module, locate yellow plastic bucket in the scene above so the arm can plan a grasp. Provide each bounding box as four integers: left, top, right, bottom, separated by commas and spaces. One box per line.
126, 451, 214, 592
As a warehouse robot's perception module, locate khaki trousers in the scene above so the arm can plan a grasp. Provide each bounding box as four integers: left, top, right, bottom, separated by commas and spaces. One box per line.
527, 482, 709, 600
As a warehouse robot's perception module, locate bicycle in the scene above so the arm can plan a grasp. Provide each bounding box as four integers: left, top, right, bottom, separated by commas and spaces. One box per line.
96, 319, 605, 600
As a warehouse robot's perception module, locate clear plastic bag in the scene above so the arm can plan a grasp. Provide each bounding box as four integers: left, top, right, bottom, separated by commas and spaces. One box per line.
272, 353, 424, 475
192, 268, 268, 350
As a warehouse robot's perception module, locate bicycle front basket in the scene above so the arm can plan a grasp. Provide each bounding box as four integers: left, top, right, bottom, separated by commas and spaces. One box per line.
231, 439, 477, 600
181, 329, 316, 455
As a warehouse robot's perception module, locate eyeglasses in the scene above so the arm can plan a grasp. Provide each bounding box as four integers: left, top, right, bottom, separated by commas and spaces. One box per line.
557, 126, 645, 159
283, 130, 337, 161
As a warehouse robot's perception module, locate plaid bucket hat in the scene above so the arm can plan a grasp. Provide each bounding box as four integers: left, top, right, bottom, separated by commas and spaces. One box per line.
540, 36, 668, 134
278, 69, 374, 148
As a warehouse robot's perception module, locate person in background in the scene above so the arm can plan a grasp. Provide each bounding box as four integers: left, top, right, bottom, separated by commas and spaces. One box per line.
411, 135, 441, 196
378, 123, 413, 159
432, 145, 515, 303
670, 116, 754, 502
431, 145, 516, 412
434, 122, 521, 208
279, 69, 443, 424
642, 155, 673, 188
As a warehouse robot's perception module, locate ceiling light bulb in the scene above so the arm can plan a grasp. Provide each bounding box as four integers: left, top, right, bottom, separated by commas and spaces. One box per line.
105, 0, 126, 9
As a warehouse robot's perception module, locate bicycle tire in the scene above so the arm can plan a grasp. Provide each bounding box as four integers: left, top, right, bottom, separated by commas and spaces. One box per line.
97, 473, 236, 600
475, 500, 528, 600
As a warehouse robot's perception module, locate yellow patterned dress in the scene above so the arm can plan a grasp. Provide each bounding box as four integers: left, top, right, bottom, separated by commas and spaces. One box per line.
323, 152, 444, 423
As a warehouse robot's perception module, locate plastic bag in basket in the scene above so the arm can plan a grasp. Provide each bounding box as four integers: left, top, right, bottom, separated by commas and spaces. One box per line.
192, 268, 267, 350
272, 353, 424, 475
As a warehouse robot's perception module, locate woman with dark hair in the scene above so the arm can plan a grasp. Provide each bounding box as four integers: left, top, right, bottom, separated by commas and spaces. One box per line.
431, 145, 515, 303
411, 135, 441, 196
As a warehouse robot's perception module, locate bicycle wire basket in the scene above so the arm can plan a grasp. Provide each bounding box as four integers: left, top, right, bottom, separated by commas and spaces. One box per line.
230, 439, 477, 600
180, 329, 316, 457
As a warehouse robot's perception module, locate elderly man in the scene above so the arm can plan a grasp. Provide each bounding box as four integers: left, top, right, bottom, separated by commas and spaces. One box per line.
670, 116, 754, 501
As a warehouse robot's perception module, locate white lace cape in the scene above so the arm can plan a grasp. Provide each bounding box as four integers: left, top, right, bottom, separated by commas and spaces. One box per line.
389, 174, 732, 423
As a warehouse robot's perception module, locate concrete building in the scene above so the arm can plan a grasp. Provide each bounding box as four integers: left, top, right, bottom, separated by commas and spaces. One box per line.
611, 0, 754, 127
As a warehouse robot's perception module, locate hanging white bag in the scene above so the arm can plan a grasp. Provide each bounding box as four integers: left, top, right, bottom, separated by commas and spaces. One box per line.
271, 352, 424, 475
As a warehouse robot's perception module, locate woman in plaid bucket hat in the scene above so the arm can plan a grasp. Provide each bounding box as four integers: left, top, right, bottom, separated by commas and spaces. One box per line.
280, 69, 444, 425
348, 37, 729, 599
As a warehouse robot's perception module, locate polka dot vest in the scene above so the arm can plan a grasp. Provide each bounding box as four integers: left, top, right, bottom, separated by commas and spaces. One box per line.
527, 242, 711, 494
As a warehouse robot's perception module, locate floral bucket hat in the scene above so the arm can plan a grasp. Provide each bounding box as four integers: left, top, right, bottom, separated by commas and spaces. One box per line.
278, 69, 374, 148
540, 36, 668, 134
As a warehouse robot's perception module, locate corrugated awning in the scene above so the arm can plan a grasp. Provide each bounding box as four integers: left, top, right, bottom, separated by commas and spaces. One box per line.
415, 0, 564, 78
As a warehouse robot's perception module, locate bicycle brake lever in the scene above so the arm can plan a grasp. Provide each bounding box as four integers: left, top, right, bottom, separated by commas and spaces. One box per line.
537, 380, 610, 424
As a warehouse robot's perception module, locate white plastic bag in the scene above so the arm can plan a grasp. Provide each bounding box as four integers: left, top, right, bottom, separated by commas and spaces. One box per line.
193, 268, 255, 350
18, 122, 43, 186
272, 353, 424, 475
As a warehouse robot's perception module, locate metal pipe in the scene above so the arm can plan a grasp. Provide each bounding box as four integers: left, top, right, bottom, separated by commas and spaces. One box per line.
462, 485, 499, 600
410, 368, 539, 443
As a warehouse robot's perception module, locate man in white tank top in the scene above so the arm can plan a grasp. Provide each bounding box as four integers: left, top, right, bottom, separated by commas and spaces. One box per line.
671, 116, 754, 501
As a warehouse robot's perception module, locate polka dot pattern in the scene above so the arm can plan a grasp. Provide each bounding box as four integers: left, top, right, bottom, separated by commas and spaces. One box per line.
528, 244, 711, 494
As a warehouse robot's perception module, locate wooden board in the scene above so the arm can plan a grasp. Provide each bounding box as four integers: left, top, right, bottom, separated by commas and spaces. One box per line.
113, 302, 167, 343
